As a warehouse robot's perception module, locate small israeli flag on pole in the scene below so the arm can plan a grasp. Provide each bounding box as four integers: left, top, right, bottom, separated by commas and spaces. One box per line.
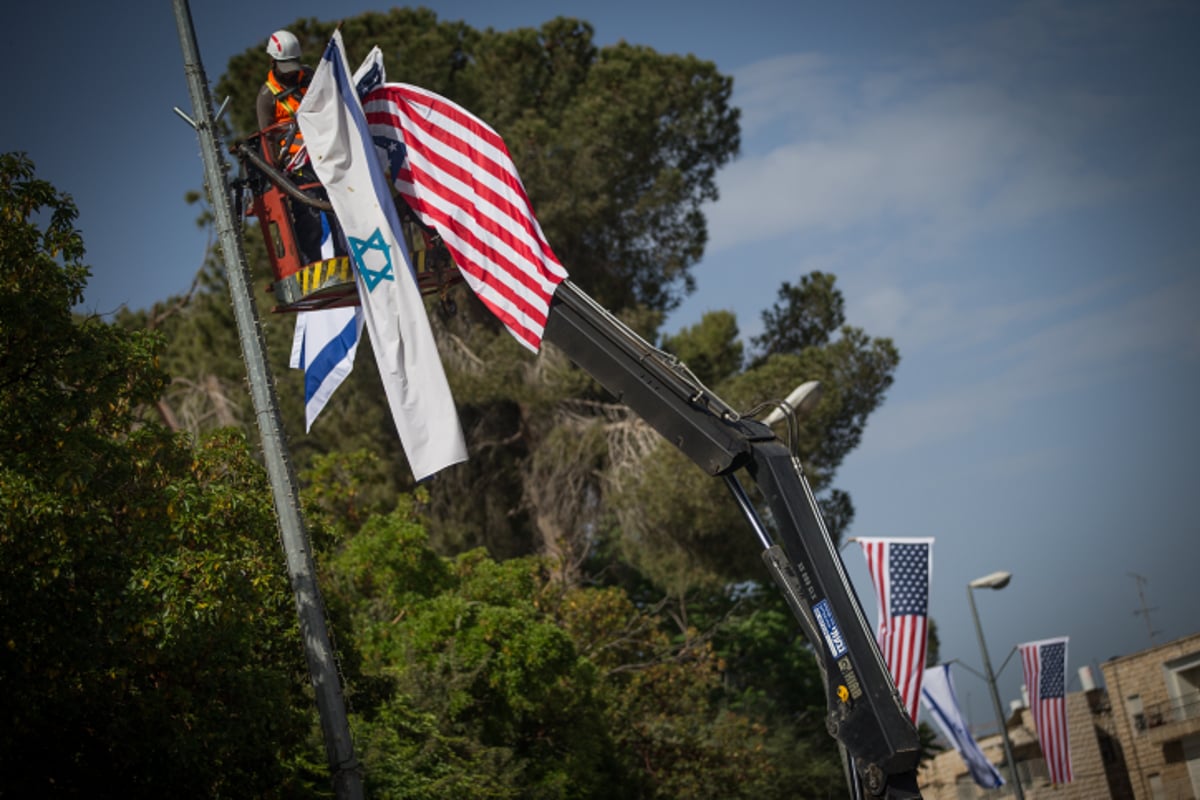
921, 664, 1006, 789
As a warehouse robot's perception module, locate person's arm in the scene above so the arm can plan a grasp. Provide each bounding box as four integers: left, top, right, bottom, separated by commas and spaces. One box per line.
256, 85, 279, 165
256, 85, 275, 134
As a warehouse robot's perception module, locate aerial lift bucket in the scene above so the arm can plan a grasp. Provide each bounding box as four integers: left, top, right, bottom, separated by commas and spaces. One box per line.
233, 127, 462, 313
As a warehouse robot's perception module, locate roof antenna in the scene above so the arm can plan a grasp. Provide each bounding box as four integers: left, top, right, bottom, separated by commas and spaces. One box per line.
1129, 572, 1161, 645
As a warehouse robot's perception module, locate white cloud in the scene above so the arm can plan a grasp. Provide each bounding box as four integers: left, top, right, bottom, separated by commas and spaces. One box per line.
856, 269, 1200, 455
705, 1, 1171, 265
684, 0, 1199, 469
710, 68, 1125, 258
1000, 271, 1200, 382
849, 271, 1135, 354
732, 52, 837, 138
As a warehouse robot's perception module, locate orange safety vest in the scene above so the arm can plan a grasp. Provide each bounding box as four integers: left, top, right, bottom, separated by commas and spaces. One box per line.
265, 67, 310, 157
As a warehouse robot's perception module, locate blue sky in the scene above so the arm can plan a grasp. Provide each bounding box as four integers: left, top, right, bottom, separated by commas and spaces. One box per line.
5, 0, 1198, 734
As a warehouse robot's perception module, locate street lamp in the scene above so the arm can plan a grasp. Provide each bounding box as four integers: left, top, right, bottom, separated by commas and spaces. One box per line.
967, 571, 1024, 800
762, 380, 823, 426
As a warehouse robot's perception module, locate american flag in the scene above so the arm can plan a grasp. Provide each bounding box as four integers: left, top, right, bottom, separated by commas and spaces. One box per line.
362, 83, 568, 352
1019, 637, 1073, 784
857, 537, 933, 722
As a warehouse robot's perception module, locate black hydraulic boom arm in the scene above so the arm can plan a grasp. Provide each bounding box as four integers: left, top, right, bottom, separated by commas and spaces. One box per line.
542, 281, 922, 799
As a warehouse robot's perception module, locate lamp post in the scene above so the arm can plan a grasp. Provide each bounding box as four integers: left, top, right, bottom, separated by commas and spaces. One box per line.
762, 380, 823, 426
968, 571, 1024, 800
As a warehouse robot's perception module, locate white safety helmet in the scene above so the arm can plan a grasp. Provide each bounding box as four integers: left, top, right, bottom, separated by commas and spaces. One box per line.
266, 30, 301, 62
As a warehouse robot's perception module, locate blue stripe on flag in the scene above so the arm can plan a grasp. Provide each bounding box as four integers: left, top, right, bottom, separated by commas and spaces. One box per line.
305, 314, 359, 404
921, 664, 1005, 789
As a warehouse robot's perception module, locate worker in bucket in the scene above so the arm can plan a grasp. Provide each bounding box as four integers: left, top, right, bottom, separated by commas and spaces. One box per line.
256, 29, 333, 265
256, 30, 313, 169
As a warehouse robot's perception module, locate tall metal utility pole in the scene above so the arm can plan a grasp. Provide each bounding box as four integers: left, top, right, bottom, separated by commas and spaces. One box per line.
170, 3, 363, 797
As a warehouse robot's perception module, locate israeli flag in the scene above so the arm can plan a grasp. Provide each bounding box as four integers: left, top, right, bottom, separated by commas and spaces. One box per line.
287, 47, 386, 432
921, 664, 1006, 789
297, 30, 467, 480
291, 306, 362, 433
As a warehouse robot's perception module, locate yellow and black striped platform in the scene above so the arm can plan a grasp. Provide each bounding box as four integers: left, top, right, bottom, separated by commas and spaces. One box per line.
270, 247, 463, 313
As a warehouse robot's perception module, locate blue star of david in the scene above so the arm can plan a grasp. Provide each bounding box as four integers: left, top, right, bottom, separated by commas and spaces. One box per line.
348, 228, 395, 292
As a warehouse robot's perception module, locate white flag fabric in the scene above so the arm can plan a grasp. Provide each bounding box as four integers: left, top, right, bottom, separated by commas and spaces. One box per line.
290, 306, 362, 432
297, 31, 467, 481
921, 664, 1006, 789
362, 82, 568, 351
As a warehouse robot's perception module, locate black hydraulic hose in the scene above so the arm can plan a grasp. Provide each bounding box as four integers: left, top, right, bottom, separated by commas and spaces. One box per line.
233, 143, 334, 212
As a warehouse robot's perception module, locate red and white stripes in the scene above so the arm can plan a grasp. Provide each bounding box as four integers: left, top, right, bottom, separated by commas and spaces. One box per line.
858, 537, 933, 722
363, 83, 567, 351
1019, 637, 1073, 784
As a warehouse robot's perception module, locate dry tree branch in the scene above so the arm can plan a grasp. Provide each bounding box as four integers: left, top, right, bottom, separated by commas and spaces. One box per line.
442, 331, 486, 372
161, 373, 243, 437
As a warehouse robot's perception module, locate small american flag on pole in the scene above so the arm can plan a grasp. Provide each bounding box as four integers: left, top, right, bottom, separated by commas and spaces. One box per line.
1019, 636, 1073, 784
362, 83, 568, 352
857, 537, 933, 722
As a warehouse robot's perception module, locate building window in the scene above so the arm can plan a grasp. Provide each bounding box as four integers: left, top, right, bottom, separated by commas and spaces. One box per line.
1147, 772, 1165, 800
1183, 734, 1200, 798
1126, 694, 1145, 732
1165, 653, 1200, 723
1176, 662, 1200, 694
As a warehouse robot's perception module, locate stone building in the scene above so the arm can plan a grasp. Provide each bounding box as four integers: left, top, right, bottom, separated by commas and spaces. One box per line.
918, 686, 1133, 799
918, 630, 1200, 799
1102, 632, 1200, 800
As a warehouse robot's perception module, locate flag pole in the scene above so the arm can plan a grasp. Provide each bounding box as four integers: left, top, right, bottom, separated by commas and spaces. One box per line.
170, 3, 363, 797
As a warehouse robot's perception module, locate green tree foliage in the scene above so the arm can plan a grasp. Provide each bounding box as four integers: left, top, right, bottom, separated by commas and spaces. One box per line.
0, 146, 909, 797
328, 502, 623, 798
609, 272, 899, 588
144, 11, 739, 553
107, 10, 904, 793
661, 310, 744, 387
170, 11, 895, 585
926, 619, 940, 667
325, 499, 843, 799
751, 271, 846, 363
0, 153, 322, 797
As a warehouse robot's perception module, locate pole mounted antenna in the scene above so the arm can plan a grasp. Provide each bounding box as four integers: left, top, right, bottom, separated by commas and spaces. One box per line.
1129, 572, 1161, 645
